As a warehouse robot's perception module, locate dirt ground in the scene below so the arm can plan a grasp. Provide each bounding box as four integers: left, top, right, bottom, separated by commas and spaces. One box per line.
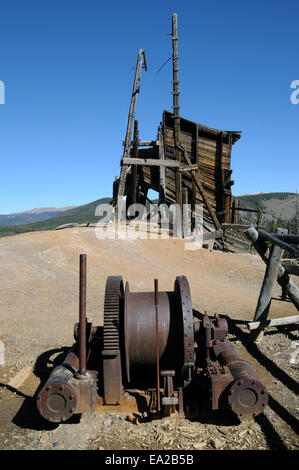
0, 226, 298, 451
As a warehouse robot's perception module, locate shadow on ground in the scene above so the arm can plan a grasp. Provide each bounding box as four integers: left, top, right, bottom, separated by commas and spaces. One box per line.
10, 347, 81, 431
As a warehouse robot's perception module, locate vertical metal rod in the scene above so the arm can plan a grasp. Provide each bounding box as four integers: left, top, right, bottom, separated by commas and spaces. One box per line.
154, 278, 160, 412
79, 254, 87, 375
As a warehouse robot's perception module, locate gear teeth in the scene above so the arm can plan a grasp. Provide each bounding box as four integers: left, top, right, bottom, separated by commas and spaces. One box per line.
103, 276, 124, 351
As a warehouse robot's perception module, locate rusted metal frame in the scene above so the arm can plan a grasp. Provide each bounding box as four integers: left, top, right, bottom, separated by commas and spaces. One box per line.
161, 370, 178, 416
37, 263, 271, 422
214, 342, 268, 417
37, 255, 99, 423
202, 315, 268, 417
116, 49, 147, 222
202, 319, 232, 412
79, 254, 87, 376
154, 279, 161, 412
258, 229, 299, 257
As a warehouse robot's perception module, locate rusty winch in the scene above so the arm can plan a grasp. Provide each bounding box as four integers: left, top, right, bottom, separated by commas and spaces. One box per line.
36, 254, 268, 423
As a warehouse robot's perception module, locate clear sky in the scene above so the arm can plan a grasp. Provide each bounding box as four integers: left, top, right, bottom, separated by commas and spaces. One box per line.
0, 0, 298, 214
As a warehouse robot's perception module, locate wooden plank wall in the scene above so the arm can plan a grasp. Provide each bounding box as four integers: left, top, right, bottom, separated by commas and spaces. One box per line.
125, 111, 240, 227
162, 112, 235, 223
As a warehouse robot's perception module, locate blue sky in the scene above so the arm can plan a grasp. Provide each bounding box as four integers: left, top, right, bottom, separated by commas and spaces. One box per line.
0, 0, 298, 213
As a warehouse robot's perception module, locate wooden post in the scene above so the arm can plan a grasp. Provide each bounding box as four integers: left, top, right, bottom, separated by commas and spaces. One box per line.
219, 132, 225, 218
183, 188, 189, 238
195, 123, 199, 165
158, 124, 166, 204
253, 228, 287, 322
245, 226, 299, 311
256, 208, 264, 231
230, 198, 236, 224
234, 199, 239, 224
127, 120, 139, 211
258, 229, 299, 257
116, 49, 147, 223
171, 13, 182, 219
248, 315, 299, 331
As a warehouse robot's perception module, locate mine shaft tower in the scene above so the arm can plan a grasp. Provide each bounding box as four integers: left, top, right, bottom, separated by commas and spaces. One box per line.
114, 14, 246, 249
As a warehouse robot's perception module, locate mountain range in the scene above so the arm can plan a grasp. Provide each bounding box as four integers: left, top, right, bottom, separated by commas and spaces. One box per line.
0, 206, 77, 227
0, 193, 297, 238
236, 192, 298, 224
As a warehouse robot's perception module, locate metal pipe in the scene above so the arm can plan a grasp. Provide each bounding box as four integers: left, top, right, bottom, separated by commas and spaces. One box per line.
36, 349, 97, 423
154, 278, 160, 412
36, 351, 80, 423
216, 342, 268, 417
79, 254, 87, 375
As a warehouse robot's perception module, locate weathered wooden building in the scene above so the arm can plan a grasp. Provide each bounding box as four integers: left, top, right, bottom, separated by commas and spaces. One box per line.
114, 111, 241, 226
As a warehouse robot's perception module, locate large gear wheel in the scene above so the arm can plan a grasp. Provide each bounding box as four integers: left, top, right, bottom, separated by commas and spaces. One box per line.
103, 276, 124, 352
102, 276, 124, 404
174, 276, 195, 383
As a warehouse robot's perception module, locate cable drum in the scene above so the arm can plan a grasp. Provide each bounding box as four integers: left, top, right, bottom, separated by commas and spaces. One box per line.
124, 276, 194, 386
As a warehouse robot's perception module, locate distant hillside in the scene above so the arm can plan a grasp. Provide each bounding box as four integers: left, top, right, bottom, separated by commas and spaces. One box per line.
0, 193, 297, 239
0, 198, 111, 238
235, 192, 298, 228
0, 206, 77, 227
